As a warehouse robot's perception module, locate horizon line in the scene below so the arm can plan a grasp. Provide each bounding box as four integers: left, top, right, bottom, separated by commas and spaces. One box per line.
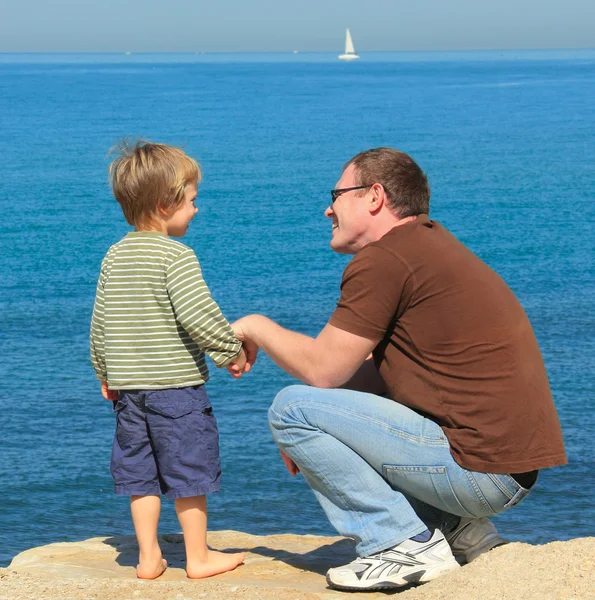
1, 47, 594, 55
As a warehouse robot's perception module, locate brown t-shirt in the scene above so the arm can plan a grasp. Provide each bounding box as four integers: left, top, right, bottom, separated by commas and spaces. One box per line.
329, 215, 567, 473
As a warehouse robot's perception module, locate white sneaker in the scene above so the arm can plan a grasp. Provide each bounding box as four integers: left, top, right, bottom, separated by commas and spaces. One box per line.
445, 517, 509, 564
325, 529, 460, 591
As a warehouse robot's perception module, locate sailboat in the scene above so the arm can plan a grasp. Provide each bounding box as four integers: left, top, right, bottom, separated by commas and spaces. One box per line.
338, 29, 360, 61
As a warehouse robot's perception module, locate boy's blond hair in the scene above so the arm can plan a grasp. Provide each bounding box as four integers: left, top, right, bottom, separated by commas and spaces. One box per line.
109, 140, 202, 227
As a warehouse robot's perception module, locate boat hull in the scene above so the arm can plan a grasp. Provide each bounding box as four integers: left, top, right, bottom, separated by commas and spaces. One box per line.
338, 54, 360, 61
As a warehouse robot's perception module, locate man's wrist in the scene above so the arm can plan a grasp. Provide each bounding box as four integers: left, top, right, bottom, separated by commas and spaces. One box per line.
241, 314, 268, 345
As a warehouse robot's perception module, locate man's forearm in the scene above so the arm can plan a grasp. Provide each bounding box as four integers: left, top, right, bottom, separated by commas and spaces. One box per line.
241, 315, 328, 386
233, 314, 376, 388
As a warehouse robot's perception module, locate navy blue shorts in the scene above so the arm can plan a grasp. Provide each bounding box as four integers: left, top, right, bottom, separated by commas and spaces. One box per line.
110, 385, 221, 499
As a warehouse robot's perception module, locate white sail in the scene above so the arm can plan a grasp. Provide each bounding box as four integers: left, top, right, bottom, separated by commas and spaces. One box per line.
345, 29, 355, 55
339, 28, 360, 61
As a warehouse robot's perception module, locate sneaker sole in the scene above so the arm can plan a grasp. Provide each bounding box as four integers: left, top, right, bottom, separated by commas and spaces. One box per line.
454, 537, 509, 564
326, 560, 460, 591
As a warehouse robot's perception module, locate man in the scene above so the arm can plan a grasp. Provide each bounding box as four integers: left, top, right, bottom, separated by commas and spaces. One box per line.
230, 148, 567, 592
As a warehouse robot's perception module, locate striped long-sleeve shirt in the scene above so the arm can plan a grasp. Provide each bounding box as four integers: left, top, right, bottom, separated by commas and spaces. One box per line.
90, 231, 242, 390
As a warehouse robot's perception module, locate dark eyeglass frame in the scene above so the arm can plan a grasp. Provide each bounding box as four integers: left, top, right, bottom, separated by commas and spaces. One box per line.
330, 185, 372, 204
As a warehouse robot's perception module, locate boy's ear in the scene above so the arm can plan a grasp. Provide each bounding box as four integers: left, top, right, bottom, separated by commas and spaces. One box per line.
156, 202, 171, 217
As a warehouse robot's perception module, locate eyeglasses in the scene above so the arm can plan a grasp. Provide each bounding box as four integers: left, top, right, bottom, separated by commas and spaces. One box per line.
330, 185, 372, 204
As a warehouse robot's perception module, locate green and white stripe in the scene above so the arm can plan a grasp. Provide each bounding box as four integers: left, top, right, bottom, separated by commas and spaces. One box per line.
90, 232, 242, 389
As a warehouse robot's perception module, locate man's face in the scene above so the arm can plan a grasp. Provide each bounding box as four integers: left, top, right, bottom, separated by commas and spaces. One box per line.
325, 164, 370, 254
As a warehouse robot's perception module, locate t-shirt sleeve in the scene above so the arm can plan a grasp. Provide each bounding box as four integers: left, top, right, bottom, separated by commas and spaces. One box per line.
166, 248, 242, 367
329, 245, 413, 342
90, 258, 108, 381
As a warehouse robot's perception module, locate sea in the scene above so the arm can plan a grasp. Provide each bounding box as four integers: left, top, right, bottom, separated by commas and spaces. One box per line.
0, 50, 594, 567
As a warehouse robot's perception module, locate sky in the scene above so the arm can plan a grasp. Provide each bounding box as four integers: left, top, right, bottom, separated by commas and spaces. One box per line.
1, 0, 594, 53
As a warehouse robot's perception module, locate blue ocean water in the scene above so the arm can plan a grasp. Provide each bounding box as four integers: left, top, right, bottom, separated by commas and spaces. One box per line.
0, 50, 594, 567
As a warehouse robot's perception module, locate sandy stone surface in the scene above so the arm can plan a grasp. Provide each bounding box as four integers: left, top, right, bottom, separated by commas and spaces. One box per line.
1, 531, 593, 600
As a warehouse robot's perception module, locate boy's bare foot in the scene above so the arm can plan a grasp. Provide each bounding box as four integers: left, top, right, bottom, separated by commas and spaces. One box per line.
186, 550, 245, 579
137, 557, 168, 580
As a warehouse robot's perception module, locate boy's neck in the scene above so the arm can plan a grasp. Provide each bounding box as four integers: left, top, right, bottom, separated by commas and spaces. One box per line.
135, 219, 168, 235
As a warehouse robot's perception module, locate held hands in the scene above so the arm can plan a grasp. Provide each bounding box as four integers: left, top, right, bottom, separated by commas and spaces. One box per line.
101, 380, 119, 402
226, 347, 250, 379
226, 317, 260, 378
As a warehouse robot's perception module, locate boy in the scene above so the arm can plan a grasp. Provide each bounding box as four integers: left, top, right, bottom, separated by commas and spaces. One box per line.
90, 140, 248, 579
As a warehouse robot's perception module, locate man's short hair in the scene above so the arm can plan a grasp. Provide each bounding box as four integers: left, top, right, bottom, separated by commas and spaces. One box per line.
109, 140, 201, 227
344, 148, 430, 218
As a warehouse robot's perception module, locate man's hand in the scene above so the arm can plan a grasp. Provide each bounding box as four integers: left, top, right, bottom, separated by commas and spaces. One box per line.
101, 380, 119, 402
280, 449, 300, 476
229, 317, 260, 375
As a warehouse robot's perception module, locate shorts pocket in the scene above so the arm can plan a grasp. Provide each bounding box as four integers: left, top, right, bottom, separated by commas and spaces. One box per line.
145, 394, 192, 419
179, 404, 220, 467
113, 396, 136, 449
113, 396, 129, 413
145, 391, 195, 459
383, 465, 475, 518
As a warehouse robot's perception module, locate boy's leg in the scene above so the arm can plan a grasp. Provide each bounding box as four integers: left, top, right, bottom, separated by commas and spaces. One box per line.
111, 392, 166, 579
144, 386, 244, 578
175, 495, 244, 578
130, 495, 167, 579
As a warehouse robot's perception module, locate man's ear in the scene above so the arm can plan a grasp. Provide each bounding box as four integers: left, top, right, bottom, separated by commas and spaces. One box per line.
369, 183, 386, 213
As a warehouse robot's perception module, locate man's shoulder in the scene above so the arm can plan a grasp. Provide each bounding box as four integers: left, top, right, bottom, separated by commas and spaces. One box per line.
368, 216, 463, 261
375, 215, 448, 245
345, 216, 460, 281
354, 220, 436, 266
343, 239, 413, 285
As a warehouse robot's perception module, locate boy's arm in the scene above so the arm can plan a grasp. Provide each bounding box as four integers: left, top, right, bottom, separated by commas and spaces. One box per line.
90, 264, 108, 382
166, 249, 245, 368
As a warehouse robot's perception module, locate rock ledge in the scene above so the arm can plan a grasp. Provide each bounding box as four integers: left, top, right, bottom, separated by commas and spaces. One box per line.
2, 531, 593, 599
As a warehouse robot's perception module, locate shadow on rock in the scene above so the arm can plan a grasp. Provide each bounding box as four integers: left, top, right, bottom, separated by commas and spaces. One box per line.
227, 539, 356, 575
102, 534, 355, 575
102, 534, 187, 569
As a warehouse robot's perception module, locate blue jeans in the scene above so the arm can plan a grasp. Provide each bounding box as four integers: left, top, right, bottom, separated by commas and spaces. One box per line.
268, 385, 532, 557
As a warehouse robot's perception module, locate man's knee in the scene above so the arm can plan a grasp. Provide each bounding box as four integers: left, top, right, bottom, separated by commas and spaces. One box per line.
268, 385, 310, 433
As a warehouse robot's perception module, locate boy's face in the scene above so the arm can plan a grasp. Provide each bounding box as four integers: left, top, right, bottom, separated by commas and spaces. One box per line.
164, 181, 199, 238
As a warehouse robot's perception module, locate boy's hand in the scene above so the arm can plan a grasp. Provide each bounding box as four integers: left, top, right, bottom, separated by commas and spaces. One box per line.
226, 348, 248, 379
101, 380, 119, 402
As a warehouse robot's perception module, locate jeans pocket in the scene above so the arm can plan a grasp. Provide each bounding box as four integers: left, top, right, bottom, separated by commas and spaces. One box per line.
383, 465, 475, 518
485, 473, 532, 510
